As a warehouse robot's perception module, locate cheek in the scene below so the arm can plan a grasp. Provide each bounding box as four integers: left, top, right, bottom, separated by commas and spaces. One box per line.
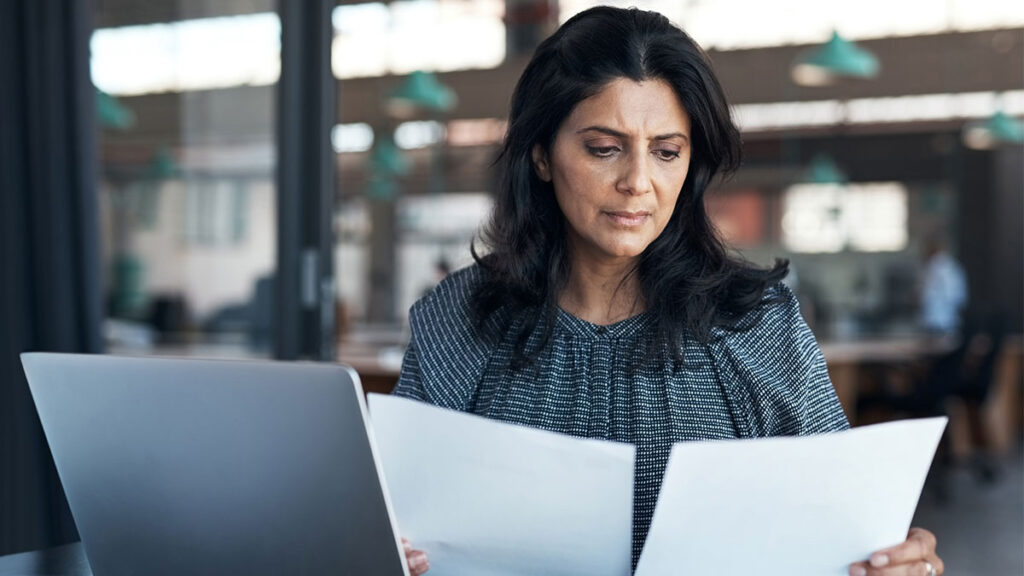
553, 189, 591, 235
552, 167, 603, 218
652, 185, 684, 237
653, 203, 676, 239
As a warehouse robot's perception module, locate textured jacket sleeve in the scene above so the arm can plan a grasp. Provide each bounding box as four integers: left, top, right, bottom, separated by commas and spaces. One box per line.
709, 283, 850, 438
391, 265, 492, 411
392, 339, 426, 401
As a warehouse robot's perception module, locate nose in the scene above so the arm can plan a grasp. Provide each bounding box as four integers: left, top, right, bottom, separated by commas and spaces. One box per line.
616, 151, 654, 196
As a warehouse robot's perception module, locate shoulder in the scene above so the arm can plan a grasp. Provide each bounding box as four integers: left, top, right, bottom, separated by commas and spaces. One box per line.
710, 283, 820, 394
403, 264, 495, 410
410, 264, 483, 327
709, 282, 848, 436
712, 282, 807, 348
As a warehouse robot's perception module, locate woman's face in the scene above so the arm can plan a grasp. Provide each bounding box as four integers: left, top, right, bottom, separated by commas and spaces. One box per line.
533, 77, 692, 266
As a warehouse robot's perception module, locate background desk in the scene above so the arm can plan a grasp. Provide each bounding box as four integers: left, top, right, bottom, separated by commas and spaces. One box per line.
820, 335, 958, 424
822, 334, 1023, 455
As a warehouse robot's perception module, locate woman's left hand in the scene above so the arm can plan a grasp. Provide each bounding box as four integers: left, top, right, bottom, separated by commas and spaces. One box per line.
849, 527, 943, 575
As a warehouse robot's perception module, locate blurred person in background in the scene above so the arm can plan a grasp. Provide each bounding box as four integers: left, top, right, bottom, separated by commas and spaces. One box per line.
420, 257, 452, 299
395, 7, 944, 576
919, 235, 967, 336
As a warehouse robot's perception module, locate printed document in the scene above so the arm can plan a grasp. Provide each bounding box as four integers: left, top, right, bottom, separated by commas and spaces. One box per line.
368, 394, 636, 576
368, 393, 944, 576
634, 417, 947, 576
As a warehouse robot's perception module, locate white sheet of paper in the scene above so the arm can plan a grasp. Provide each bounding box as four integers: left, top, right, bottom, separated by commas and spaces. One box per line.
634, 417, 947, 576
367, 394, 636, 576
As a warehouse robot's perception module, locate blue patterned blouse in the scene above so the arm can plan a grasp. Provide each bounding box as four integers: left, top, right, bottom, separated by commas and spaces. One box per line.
393, 264, 849, 569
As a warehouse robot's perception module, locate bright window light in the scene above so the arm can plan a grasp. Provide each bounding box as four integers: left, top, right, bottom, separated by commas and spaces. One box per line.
332, 123, 375, 153
561, 0, 1024, 50
782, 182, 909, 253
398, 193, 492, 236
395, 121, 445, 149
447, 118, 507, 147
332, 2, 390, 34
733, 100, 844, 132
91, 13, 280, 96
844, 183, 908, 252
782, 184, 845, 253
331, 0, 505, 79
734, 90, 1024, 133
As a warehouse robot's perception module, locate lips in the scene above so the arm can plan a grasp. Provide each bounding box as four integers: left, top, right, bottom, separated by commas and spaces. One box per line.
604, 210, 651, 227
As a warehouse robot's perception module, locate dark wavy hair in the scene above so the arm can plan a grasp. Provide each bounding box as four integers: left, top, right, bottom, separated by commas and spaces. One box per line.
471, 6, 787, 364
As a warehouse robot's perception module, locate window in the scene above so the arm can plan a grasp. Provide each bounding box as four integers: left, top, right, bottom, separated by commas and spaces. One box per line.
781, 182, 908, 253
331, 0, 505, 79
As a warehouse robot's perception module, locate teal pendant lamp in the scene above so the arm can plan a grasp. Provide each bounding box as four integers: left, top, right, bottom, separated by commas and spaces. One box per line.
962, 110, 1024, 150
387, 71, 457, 118
804, 153, 848, 185
96, 88, 135, 129
792, 31, 880, 86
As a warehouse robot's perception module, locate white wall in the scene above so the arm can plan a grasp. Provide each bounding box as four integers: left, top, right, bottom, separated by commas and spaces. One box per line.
129, 179, 276, 320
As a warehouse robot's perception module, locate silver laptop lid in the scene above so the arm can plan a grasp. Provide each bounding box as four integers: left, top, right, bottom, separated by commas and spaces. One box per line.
21, 353, 409, 576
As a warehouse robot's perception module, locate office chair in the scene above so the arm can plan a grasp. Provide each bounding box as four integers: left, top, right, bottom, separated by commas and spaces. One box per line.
857, 313, 1006, 501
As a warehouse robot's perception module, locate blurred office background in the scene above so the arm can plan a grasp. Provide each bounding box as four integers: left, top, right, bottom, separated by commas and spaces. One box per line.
1, 0, 1022, 573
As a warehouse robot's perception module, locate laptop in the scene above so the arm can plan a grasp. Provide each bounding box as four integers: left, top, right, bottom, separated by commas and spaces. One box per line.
21, 352, 409, 576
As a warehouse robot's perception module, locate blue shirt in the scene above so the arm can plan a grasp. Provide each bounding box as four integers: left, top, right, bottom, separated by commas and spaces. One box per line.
921, 251, 967, 334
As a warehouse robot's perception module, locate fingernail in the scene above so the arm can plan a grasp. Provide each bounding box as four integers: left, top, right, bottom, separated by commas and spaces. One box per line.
851, 567, 866, 576
870, 554, 889, 567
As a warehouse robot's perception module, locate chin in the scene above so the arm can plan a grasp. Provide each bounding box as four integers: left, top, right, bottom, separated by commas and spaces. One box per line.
577, 230, 654, 261
601, 243, 649, 260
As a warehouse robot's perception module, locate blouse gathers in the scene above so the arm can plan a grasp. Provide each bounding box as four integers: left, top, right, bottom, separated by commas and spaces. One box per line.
392, 264, 849, 569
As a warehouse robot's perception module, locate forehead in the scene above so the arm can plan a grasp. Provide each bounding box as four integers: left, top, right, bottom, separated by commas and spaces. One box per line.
562, 77, 691, 135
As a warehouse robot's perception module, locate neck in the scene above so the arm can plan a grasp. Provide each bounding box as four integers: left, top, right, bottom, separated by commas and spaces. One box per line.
558, 243, 644, 326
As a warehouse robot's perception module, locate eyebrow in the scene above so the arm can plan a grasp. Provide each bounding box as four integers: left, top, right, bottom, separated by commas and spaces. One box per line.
575, 125, 690, 144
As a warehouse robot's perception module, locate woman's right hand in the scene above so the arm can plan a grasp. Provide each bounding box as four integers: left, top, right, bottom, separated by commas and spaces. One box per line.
402, 538, 430, 575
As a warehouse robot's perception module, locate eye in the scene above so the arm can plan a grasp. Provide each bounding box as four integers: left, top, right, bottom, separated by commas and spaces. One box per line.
654, 149, 681, 162
586, 145, 620, 158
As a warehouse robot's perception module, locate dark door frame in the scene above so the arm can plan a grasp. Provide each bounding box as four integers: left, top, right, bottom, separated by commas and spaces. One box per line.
275, 0, 337, 361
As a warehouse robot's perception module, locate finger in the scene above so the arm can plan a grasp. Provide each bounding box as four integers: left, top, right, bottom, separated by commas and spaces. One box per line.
869, 528, 936, 568
402, 538, 412, 554
407, 550, 430, 575
409, 558, 427, 576
849, 561, 870, 576
852, 560, 936, 576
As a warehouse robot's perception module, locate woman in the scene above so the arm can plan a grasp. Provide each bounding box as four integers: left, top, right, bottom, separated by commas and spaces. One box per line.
395, 6, 943, 576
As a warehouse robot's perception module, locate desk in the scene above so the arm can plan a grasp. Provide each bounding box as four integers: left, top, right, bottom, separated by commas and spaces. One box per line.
0, 542, 90, 576
820, 335, 957, 425
822, 334, 1024, 444
338, 344, 404, 395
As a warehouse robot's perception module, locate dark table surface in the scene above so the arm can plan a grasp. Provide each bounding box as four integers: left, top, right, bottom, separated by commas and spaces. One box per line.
0, 543, 91, 576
